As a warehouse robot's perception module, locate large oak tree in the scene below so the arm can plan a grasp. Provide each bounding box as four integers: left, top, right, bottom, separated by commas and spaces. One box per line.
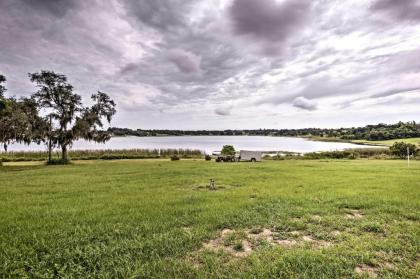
29, 71, 116, 162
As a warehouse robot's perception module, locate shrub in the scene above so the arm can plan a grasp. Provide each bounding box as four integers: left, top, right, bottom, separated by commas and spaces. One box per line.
205, 154, 212, 161
390, 142, 418, 159
170, 155, 180, 161
221, 145, 235, 156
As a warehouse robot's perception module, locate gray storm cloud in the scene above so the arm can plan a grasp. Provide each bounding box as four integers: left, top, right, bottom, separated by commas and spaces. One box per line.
0, 0, 419, 129
292, 96, 317, 111
371, 0, 420, 22
166, 49, 201, 74
230, 0, 311, 43
215, 107, 232, 116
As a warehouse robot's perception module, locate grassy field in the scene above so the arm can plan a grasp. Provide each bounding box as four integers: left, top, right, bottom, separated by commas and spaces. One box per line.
351, 138, 420, 147
0, 159, 419, 278
308, 136, 420, 147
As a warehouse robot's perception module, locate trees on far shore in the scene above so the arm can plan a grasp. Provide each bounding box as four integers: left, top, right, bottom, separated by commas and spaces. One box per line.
0, 71, 116, 164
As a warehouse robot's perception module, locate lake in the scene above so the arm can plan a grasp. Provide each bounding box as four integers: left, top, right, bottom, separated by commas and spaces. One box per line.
5, 136, 379, 154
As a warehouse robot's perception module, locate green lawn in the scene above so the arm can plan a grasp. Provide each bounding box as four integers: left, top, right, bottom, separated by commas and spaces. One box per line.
0, 159, 419, 278
352, 138, 420, 147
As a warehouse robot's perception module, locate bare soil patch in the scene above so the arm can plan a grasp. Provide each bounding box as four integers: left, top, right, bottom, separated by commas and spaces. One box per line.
346, 209, 364, 219
355, 264, 378, 278
311, 215, 322, 221
201, 227, 333, 257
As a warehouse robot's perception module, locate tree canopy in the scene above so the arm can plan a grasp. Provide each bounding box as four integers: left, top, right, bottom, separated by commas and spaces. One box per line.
0, 75, 6, 112
221, 145, 236, 156
0, 75, 47, 151
29, 70, 116, 162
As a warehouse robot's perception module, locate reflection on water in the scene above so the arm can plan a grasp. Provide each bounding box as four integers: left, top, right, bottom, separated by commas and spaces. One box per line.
5, 136, 379, 154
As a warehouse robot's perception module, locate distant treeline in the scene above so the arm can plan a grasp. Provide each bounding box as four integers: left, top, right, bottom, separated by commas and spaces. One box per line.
109, 121, 420, 141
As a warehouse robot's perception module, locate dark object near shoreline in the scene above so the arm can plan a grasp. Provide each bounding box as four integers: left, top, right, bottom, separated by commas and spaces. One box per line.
205, 155, 212, 161
215, 155, 237, 162
170, 155, 180, 161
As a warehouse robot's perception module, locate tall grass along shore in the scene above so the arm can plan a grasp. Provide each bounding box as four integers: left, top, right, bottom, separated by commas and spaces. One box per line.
0, 148, 203, 162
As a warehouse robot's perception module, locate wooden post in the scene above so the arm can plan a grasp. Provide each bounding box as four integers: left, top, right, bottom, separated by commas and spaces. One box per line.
407, 146, 410, 167
209, 179, 216, 190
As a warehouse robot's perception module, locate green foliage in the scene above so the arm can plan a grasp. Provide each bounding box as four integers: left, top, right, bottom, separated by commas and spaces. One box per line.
266, 149, 396, 160
205, 154, 212, 161
390, 142, 418, 158
0, 96, 47, 151
29, 71, 116, 161
221, 145, 235, 156
0, 160, 418, 277
361, 222, 384, 233
0, 75, 6, 94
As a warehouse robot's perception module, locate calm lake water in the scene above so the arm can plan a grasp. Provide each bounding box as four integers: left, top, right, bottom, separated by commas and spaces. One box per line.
5, 136, 378, 154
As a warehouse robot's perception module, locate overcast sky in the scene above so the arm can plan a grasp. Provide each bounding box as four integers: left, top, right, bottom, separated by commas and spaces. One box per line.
1, 0, 419, 129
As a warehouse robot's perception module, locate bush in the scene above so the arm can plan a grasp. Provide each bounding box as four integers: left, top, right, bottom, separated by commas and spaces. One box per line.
221, 145, 235, 156
170, 155, 180, 161
205, 154, 212, 161
390, 142, 418, 158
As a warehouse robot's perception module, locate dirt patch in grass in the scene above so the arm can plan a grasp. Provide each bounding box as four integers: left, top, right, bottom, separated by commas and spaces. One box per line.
302, 235, 333, 248
346, 209, 364, 219
331, 230, 341, 237
311, 215, 322, 222
201, 228, 333, 257
355, 264, 378, 278
203, 229, 252, 257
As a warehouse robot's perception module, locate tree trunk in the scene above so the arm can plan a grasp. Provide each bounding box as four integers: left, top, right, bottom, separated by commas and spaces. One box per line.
48, 115, 52, 162
61, 145, 67, 162
48, 139, 52, 162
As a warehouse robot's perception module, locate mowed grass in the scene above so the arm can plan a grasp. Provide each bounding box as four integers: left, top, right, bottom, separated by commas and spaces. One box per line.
0, 159, 419, 278
352, 137, 420, 147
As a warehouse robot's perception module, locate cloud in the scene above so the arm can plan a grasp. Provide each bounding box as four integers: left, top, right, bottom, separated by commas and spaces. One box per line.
371, 0, 420, 22
292, 96, 317, 111
121, 0, 193, 30
166, 49, 201, 73
215, 106, 232, 116
229, 0, 311, 54
119, 63, 141, 75
1, 0, 420, 129
18, 0, 79, 17
369, 87, 420, 99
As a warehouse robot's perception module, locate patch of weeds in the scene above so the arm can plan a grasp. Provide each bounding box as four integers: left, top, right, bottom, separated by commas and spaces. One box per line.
362, 222, 384, 234
233, 241, 244, 251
